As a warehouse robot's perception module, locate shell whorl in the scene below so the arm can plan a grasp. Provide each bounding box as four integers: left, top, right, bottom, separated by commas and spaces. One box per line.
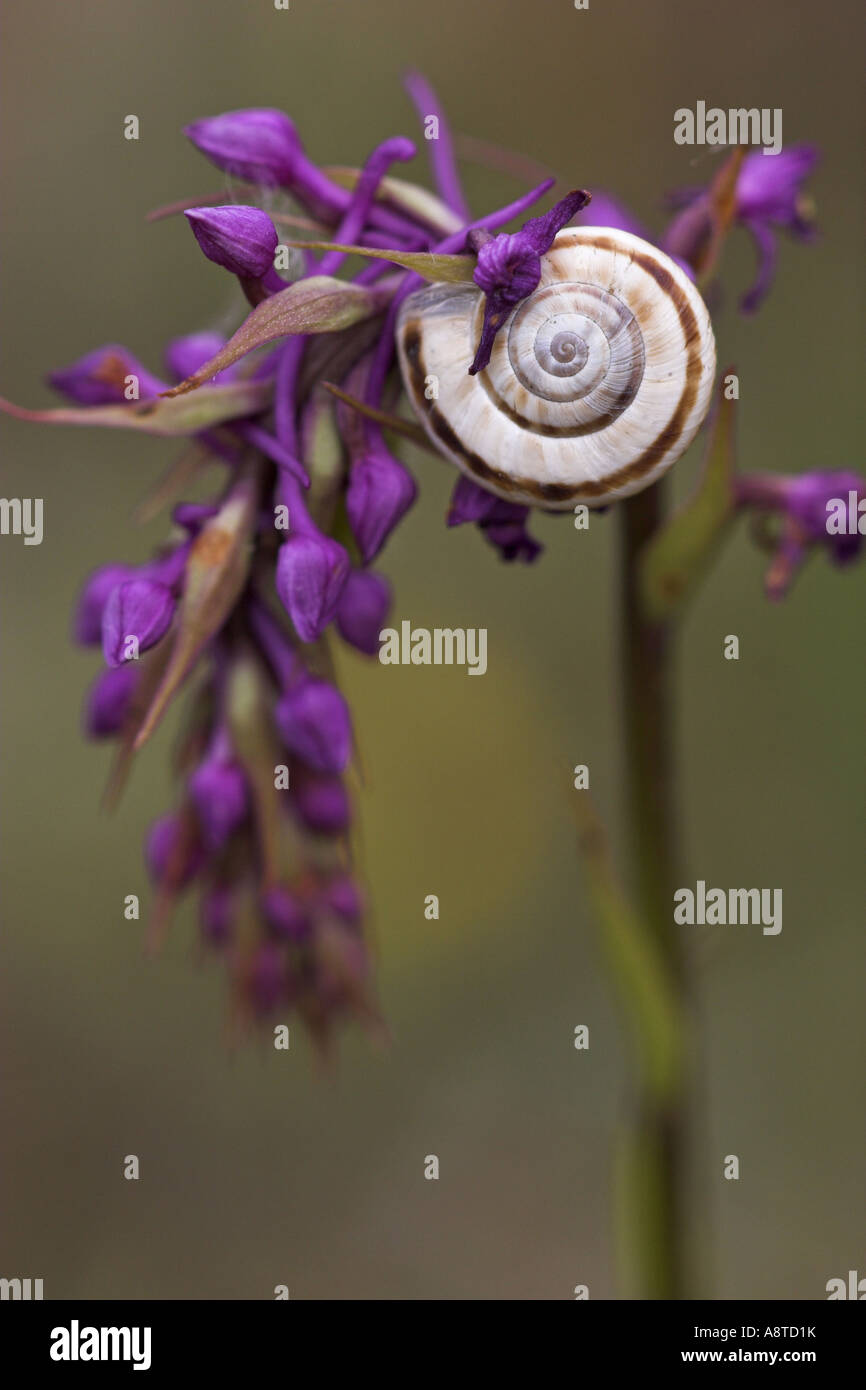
396, 227, 717, 509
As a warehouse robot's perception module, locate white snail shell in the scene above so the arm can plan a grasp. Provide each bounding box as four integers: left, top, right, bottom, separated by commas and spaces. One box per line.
396, 227, 716, 509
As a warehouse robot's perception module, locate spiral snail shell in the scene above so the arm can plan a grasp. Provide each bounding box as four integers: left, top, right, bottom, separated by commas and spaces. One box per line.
396, 227, 716, 509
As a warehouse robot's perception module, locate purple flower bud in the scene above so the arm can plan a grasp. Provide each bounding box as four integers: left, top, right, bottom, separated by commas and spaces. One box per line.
261, 886, 311, 942
336, 569, 391, 655
101, 579, 175, 668
149, 542, 190, 589
294, 772, 352, 833
48, 346, 164, 404
735, 469, 865, 599
447, 476, 499, 527
200, 884, 234, 946
84, 663, 138, 737
737, 145, 819, 230
735, 147, 819, 314
346, 448, 417, 563
184, 108, 304, 187
275, 678, 352, 774
185, 205, 278, 278
188, 755, 249, 851
474, 231, 542, 301
165, 331, 236, 384
145, 812, 203, 888
172, 502, 220, 534
447, 482, 542, 562
75, 563, 136, 645
275, 532, 350, 642
784, 471, 864, 555
664, 145, 819, 313
479, 502, 543, 564
469, 189, 591, 374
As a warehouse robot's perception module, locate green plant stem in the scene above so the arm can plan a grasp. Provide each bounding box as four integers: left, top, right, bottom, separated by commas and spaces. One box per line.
617, 482, 689, 1300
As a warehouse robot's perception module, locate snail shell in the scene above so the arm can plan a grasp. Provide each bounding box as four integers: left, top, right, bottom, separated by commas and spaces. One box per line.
396, 227, 716, 509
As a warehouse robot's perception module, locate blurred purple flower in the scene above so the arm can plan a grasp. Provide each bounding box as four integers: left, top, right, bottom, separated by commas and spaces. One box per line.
188, 749, 249, 851
664, 144, 819, 312
336, 569, 391, 655
101, 579, 175, 667
84, 663, 138, 737
346, 446, 417, 563
75, 563, 136, 645
736, 469, 865, 599
261, 885, 311, 942
275, 677, 352, 774
447, 476, 541, 563
184, 107, 347, 223
48, 345, 165, 404
184, 108, 305, 188
165, 332, 237, 384
293, 771, 352, 834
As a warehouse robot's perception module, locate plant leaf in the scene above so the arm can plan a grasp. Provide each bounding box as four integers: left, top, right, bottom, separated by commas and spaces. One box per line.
162, 277, 392, 397
102, 634, 176, 810
696, 146, 747, 285
0, 380, 271, 436
226, 654, 285, 889
640, 379, 737, 620
133, 468, 260, 749
282, 239, 476, 284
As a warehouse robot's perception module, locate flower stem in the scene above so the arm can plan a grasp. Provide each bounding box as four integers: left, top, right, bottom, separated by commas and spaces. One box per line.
617, 482, 689, 1300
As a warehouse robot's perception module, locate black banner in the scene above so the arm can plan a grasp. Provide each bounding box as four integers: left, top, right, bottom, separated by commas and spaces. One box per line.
1, 1299, 861, 1374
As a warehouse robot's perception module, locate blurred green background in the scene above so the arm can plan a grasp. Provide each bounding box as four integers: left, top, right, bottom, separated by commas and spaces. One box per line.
1, 0, 863, 1300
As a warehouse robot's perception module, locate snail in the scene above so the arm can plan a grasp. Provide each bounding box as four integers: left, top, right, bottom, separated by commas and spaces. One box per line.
396, 227, 716, 509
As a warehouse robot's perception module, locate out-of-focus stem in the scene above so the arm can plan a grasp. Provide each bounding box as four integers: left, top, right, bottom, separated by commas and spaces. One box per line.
617, 481, 689, 1300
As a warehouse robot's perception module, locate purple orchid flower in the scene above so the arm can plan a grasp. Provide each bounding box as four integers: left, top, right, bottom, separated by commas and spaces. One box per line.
336, 570, 391, 656
736, 469, 865, 599
664, 144, 819, 311
185, 204, 280, 282
468, 188, 592, 374
447, 476, 541, 563
49, 346, 165, 404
